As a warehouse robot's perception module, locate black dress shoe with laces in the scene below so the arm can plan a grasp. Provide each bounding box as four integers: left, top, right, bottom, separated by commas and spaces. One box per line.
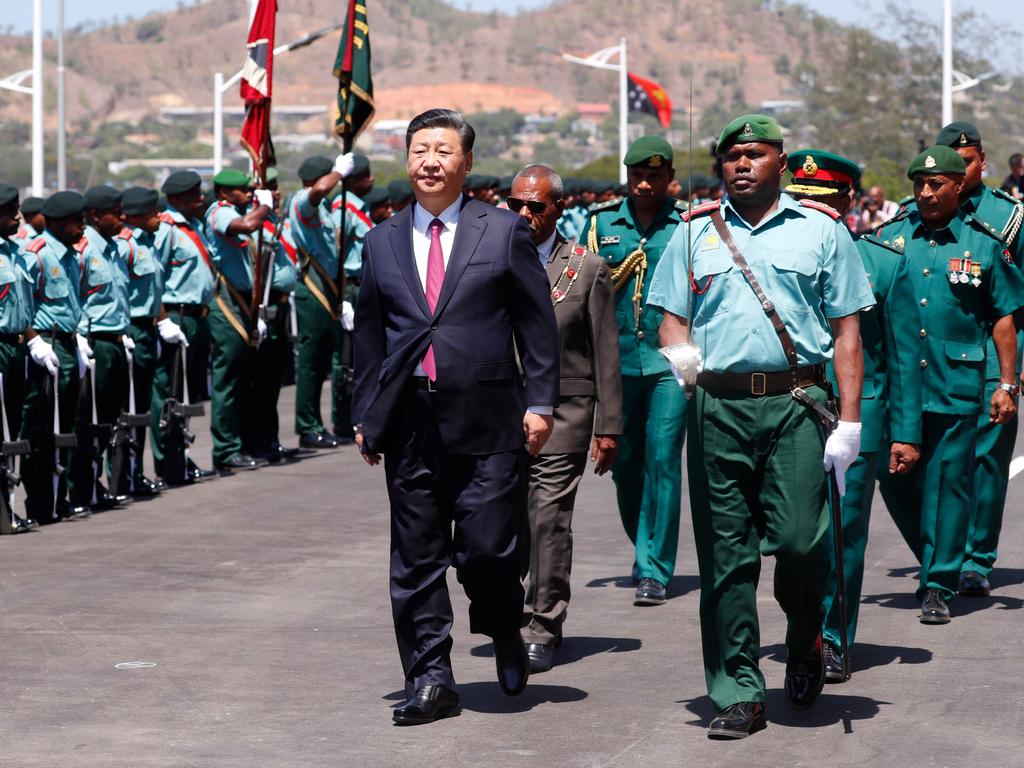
254, 443, 300, 464
493, 636, 530, 696
634, 577, 667, 606
56, 500, 91, 521
214, 453, 265, 473
823, 641, 848, 683
785, 633, 825, 710
958, 570, 991, 597
10, 515, 39, 533
525, 643, 555, 674
299, 432, 340, 449
131, 474, 161, 498
920, 588, 951, 624
708, 702, 766, 740
186, 459, 216, 480
392, 685, 460, 725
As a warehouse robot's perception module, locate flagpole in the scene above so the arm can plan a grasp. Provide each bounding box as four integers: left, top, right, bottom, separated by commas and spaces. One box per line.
31, 0, 43, 195
57, 0, 67, 189
618, 37, 627, 184
942, 0, 953, 125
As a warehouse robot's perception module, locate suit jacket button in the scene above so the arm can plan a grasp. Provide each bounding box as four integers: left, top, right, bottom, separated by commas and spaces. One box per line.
430, 323, 438, 330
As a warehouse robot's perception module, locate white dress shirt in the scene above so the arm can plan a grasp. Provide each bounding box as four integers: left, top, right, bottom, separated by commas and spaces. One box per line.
409, 198, 552, 416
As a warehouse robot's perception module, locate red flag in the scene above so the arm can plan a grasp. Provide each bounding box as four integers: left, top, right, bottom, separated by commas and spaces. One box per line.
627, 72, 673, 129
240, 0, 277, 181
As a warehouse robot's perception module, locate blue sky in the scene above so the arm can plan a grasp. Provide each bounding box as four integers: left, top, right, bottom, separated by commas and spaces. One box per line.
7, 0, 1022, 72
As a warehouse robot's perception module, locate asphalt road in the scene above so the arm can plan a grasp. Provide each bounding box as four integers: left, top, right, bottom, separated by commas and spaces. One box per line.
2, 386, 1022, 767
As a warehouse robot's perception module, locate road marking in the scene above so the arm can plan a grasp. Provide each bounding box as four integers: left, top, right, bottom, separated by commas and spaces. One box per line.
1010, 456, 1024, 480
114, 661, 157, 669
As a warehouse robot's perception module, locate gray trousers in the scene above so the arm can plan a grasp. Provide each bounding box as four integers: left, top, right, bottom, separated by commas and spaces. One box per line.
522, 451, 588, 646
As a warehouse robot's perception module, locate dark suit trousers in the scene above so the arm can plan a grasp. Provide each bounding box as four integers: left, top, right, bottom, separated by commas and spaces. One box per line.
385, 388, 526, 697
521, 451, 587, 646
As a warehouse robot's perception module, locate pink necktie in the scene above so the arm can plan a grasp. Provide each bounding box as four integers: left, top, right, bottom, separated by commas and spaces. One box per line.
421, 218, 445, 381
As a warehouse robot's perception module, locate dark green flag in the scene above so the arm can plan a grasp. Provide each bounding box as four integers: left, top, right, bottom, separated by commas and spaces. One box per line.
333, 0, 374, 152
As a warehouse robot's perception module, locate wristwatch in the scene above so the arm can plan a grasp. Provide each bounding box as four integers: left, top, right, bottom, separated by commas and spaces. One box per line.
997, 382, 1020, 397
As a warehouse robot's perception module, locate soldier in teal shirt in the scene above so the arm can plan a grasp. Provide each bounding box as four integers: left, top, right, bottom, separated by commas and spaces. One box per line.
650, 115, 873, 737
150, 170, 215, 483
12, 196, 44, 249
288, 153, 356, 449
783, 149, 923, 682
578, 136, 687, 606
20, 192, 89, 524
204, 168, 272, 472
876, 146, 1024, 624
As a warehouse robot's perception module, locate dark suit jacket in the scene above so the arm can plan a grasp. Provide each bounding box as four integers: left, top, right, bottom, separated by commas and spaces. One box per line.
541, 234, 623, 454
352, 196, 560, 455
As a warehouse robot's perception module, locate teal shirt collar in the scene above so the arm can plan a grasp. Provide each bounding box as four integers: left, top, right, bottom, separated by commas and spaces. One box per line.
913, 213, 964, 243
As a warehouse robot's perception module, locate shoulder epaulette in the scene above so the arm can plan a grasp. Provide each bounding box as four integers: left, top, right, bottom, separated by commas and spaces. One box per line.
798, 198, 841, 220
587, 199, 619, 215
897, 195, 914, 207
116, 227, 133, 241
1001, 200, 1024, 244
72, 238, 89, 254
965, 215, 1008, 244
25, 238, 46, 254
158, 212, 175, 225
991, 186, 1019, 204
682, 201, 719, 223
873, 205, 913, 236
859, 233, 904, 255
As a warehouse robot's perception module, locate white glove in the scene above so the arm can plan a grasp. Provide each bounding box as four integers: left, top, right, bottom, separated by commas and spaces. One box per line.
254, 189, 274, 209
334, 152, 355, 178
122, 334, 136, 352
27, 335, 59, 376
76, 335, 95, 377
257, 317, 268, 347
823, 420, 862, 496
157, 317, 189, 347
660, 342, 703, 389
340, 300, 354, 332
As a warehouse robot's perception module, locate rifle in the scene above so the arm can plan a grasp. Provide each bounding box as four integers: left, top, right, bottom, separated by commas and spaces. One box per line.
71, 324, 111, 508
108, 345, 150, 496
0, 373, 33, 534
158, 324, 204, 486
48, 326, 77, 520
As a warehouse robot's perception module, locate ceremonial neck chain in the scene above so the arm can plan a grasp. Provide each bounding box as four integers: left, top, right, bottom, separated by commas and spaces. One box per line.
551, 243, 587, 304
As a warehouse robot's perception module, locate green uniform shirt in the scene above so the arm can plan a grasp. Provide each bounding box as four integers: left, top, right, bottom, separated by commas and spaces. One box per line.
22, 230, 83, 334
289, 189, 338, 277
119, 225, 167, 319
876, 210, 1024, 415
156, 206, 216, 306
647, 195, 874, 373
0, 236, 34, 333
78, 225, 131, 334
579, 196, 684, 377
206, 201, 254, 292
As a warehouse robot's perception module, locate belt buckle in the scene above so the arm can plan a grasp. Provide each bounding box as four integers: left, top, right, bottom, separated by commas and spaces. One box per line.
751, 372, 767, 397
427, 378, 437, 393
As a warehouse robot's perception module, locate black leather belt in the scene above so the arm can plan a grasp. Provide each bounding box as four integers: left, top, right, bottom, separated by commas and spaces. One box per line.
0, 332, 25, 344
131, 317, 157, 328
46, 330, 76, 342
412, 376, 438, 392
697, 364, 826, 397
177, 304, 209, 319
90, 331, 124, 343
268, 289, 291, 305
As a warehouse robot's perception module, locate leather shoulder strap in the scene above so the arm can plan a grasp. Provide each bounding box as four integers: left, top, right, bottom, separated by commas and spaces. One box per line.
709, 209, 799, 370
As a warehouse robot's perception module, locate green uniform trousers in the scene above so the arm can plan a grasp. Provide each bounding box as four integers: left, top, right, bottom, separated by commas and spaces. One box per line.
243, 301, 289, 454
964, 378, 1018, 577
20, 336, 79, 522
611, 371, 686, 586
822, 450, 879, 651
125, 321, 158, 480
688, 385, 828, 711
150, 313, 211, 474
879, 412, 975, 601
208, 293, 252, 465
0, 339, 26, 441
72, 337, 128, 502
294, 283, 342, 436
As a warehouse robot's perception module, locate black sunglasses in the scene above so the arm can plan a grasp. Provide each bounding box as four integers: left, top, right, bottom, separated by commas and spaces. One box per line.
506, 197, 549, 214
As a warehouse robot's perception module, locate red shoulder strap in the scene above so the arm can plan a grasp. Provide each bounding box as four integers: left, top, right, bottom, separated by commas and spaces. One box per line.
116, 227, 133, 240
25, 237, 46, 254
158, 212, 175, 225
73, 238, 89, 254
682, 201, 720, 223
798, 199, 842, 220
345, 201, 374, 229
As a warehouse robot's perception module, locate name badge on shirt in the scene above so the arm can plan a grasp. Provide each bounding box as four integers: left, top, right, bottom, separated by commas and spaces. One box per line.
600, 236, 620, 246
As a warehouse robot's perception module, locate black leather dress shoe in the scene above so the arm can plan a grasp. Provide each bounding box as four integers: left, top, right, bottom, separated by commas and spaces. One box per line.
494, 636, 530, 696
131, 475, 161, 498
214, 453, 265, 473
254, 443, 301, 464
920, 589, 951, 624
11, 515, 39, 533
56, 500, 91, 521
332, 431, 356, 446
708, 702, 766, 739
634, 577, 667, 606
186, 459, 216, 480
152, 477, 169, 492
823, 641, 848, 683
525, 643, 555, 674
392, 684, 460, 725
299, 432, 338, 449
785, 633, 825, 710
92, 491, 132, 511
959, 570, 991, 597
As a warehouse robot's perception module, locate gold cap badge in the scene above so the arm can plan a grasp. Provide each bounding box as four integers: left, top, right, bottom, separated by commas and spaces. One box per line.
959, 132, 969, 145
924, 155, 937, 169
649, 154, 663, 168
742, 122, 753, 137
802, 155, 818, 176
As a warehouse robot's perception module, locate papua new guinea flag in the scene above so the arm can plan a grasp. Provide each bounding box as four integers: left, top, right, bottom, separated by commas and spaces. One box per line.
627, 72, 673, 128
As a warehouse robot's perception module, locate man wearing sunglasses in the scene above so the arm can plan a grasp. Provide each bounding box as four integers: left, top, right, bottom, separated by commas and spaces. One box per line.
509, 165, 623, 674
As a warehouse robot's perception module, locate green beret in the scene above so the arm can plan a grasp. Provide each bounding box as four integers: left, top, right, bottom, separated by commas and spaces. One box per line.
20, 196, 44, 216
387, 179, 413, 204
265, 167, 279, 184
298, 155, 334, 182
363, 187, 391, 207
785, 149, 861, 197
907, 145, 966, 179
42, 190, 85, 219
162, 170, 202, 195
623, 135, 674, 168
465, 174, 489, 191
935, 121, 982, 149
84, 185, 123, 210
0, 182, 17, 208
350, 154, 371, 177
122, 187, 159, 216
715, 114, 784, 154
212, 168, 251, 188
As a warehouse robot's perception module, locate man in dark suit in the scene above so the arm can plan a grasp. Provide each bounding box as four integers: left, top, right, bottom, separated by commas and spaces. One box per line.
352, 109, 560, 725
507, 166, 623, 673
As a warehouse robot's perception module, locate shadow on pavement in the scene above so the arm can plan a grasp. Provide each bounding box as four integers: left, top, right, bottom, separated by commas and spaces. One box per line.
951, 594, 1024, 615
459, 681, 587, 714
861, 591, 920, 611
678, 692, 891, 732
584, 573, 700, 600
469, 636, 642, 666
760, 642, 932, 674
887, 566, 919, 579
991, 568, 1024, 589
